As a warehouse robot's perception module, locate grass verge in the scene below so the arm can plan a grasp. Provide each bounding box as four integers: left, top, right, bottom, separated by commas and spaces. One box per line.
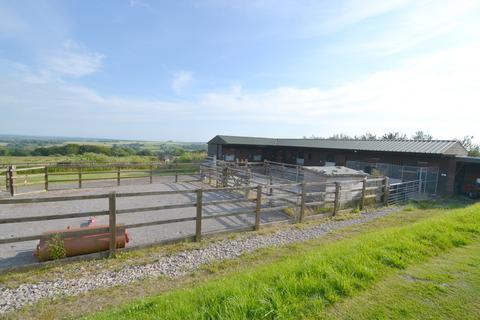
325, 241, 480, 319
85, 203, 480, 319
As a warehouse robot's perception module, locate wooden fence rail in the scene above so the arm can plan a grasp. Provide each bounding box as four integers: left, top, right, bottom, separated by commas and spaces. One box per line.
3, 162, 203, 196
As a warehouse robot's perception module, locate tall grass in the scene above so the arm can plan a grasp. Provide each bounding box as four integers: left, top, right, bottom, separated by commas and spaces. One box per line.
89, 204, 480, 320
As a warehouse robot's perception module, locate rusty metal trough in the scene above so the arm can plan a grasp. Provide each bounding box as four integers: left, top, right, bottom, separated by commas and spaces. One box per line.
35, 221, 129, 261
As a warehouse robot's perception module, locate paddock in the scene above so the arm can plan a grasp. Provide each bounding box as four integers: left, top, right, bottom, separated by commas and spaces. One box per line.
0, 178, 290, 269
0, 160, 392, 271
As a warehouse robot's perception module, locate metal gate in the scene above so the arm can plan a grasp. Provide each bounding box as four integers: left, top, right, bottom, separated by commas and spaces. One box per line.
388, 180, 421, 205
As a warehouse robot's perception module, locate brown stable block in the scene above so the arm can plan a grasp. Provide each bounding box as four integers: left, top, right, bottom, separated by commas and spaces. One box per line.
35, 224, 128, 262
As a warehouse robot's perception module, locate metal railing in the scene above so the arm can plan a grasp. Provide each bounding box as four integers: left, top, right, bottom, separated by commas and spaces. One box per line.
388, 180, 421, 205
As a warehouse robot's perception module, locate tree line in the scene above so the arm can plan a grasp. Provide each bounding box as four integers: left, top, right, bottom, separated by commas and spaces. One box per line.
0, 144, 155, 157
0, 143, 208, 159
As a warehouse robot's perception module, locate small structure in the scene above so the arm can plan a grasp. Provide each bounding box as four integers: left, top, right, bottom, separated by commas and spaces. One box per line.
303, 166, 369, 204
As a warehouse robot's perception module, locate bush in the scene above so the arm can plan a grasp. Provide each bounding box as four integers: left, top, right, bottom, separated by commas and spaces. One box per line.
46, 234, 66, 260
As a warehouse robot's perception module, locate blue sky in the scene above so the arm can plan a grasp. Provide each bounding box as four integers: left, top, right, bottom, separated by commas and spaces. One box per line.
1, 0, 480, 142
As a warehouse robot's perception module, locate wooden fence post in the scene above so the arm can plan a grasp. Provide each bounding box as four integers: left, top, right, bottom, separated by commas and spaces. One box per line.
222, 166, 228, 187
245, 168, 251, 199
44, 166, 49, 191
117, 166, 121, 186
4, 168, 9, 192
269, 175, 273, 196
8, 165, 16, 196
195, 189, 203, 242
360, 177, 367, 211
383, 177, 390, 207
149, 164, 153, 184
78, 167, 82, 189
175, 163, 179, 183
298, 182, 306, 223
255, 185, 262, 231
109, 192, 117, 258
333, 182, 341, 216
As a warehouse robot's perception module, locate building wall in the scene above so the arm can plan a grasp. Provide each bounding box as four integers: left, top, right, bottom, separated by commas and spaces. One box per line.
438, 158, 457, 195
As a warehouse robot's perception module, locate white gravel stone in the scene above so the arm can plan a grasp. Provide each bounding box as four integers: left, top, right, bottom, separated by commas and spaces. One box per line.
0, 208, 398, 314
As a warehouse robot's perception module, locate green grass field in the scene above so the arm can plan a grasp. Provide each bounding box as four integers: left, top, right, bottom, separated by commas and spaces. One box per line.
85, 202, 480, 320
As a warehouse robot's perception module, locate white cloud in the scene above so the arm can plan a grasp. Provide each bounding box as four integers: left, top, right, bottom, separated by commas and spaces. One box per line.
171, 70, 193, 94
198, 43, 480, 140
44, 40, 105, 78
1, 43, 480, 142
323, 0, 413, 31
348, 0, 480, 55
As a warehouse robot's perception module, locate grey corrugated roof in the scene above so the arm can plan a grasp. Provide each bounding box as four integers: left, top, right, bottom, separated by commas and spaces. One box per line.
209, 135, 467, 156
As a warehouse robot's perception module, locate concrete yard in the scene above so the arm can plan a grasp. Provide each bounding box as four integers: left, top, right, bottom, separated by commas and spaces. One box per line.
0, 176, 290, 270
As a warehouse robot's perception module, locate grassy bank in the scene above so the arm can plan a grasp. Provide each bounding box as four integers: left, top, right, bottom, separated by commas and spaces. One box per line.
326, 241, 480, 319
86, 203, 480, 320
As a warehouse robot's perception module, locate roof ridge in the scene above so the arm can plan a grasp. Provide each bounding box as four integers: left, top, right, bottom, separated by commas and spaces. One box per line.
217, 135, 458, 143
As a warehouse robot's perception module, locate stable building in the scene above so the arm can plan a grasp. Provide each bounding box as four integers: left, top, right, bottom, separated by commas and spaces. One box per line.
208, 135, 479, 196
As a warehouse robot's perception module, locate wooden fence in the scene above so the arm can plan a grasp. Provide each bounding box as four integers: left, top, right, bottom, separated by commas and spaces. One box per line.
0, 176, 388, 265
0, 184, 268, 258
2, 162, 202, 196
199, 163, 388, 220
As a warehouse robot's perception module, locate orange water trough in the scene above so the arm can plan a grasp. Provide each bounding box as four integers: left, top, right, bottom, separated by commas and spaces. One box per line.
35, 218, 129, 261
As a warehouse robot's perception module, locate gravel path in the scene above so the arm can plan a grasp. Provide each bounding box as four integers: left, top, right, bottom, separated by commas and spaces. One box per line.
0, 207, 399, 315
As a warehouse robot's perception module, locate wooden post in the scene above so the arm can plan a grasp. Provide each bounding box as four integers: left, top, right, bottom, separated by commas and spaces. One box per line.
149, 164, 153, 184
254, 185, 262, 231
245, 168, 251, 199
5, 168, 9, 191
117, 166, 121, 186
208, 168, 212, 185
78, 167, 82, 189
383, 177, 390, 206
175, 163, 179, 183
8, 165, 16, 196
44, 166, 49, 191
109, 192, 117, 258
269, 175, 273, 196
299, 182, 306, 223
360, 177, 367, 211
222, 166, 228, 187
333, 182, 341, 216
195, 189, 203, 242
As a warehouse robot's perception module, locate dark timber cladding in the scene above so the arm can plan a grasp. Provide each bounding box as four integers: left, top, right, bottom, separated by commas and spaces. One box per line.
208, 135, 471, 196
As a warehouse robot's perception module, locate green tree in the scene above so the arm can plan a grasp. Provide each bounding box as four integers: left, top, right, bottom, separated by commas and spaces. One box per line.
382, 132, 408, 140
411, 131, 433, 140
461, 136, 480, 157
